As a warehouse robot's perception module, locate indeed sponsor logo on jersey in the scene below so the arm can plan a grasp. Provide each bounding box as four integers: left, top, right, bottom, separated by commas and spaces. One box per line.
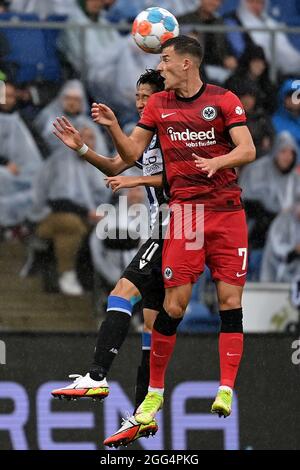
167, 127, 216, 148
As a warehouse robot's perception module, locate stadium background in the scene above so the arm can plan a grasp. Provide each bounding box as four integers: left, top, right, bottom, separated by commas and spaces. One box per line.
0, 0, 300, 450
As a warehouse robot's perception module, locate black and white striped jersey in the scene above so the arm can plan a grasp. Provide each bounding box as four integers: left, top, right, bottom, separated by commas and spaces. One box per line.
135, 134, 169, 234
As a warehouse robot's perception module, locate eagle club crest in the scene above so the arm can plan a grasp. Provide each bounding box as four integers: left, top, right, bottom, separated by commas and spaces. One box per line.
202, 106, 217, 121
164, 267, 173, 280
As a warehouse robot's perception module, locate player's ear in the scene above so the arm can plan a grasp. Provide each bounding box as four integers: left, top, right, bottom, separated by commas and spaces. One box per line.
182, 58, 191, 71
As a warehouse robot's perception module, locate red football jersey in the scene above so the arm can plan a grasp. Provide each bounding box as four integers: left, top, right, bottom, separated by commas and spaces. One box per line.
138, 83, 247, 210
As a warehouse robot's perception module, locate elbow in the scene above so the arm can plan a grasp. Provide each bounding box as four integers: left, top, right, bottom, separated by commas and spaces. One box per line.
122, 153, 137, 165
246, 144, 256, 163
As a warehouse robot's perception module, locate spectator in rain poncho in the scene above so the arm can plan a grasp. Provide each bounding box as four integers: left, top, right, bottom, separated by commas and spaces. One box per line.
107, 0, 198, 23
34, 79, 109, 155
90, 186, 148, 291
113, 37, 159, 125
260, 187, 300, 282
224, 0, 300, 76
10, 0, 77, 18
225, 45, 277, 115
28, 126, 110, 296
239, 131, 299, 249
59, 1, 123, 102
227, 81, 274, 158
60, 0, 159, 125
0, 83, 42, 227
272, 79, 300, 151
178, 0, 238, 84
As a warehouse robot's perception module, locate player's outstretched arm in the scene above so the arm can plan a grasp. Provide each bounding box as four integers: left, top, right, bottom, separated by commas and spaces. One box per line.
53, 116, 130, 176
194, 126, 256, 177
91, 103, 153, 164
105, 174, 163, 193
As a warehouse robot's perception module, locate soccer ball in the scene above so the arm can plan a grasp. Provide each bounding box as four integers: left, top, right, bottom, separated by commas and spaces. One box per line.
132, 7, 179, 54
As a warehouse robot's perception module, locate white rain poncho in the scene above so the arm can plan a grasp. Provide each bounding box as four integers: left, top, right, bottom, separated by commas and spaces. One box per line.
10, 0, 77, 18
28, 146, 110, 223
0, 111, 42, 226
34, 80, 109, 155
59, 3, 159, 121
239, 131, 299, 214
113, 34, 159, 112
59, 5, 123, 102
237, 0, 300, 75
260, 199, 300, 282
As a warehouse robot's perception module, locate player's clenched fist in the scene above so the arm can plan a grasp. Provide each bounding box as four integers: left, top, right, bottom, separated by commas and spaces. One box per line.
91, 102, 117, 127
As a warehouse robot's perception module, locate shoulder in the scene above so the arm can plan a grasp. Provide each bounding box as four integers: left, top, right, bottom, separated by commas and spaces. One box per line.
143, 92, 162, 111
146, 91, 176, 112
206, 83, 230, 98
223, 11, 240, 23
206, 83, 241, 106
178, 11, 198, 24
148, 90, 171, 104
251, 155, 271, 172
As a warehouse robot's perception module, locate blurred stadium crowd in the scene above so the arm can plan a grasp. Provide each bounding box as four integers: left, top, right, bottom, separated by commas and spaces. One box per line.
0, 0, 300, 325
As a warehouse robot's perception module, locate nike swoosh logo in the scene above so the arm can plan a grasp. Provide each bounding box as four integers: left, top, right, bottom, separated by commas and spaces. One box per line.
227, 353, 240, 357
236, 272, 247, 277
139, 259, 148, 269
161, 112, 176, 119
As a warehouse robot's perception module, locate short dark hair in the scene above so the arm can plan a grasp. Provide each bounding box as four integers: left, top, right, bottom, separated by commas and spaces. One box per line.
161, 35, 203, 65
136, 69, 165, 92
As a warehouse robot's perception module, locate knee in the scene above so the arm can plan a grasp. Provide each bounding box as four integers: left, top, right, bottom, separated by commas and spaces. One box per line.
143, 323, 153, 334
164, 298, 186, 319
219, 294, 241, 311
110, 278, 139, 300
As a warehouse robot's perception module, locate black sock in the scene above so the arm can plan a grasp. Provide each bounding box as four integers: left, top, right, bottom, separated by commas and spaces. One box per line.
219, 308, 243, 333
134, 349, 150, 413
90, 297, 132, 381
154, 307, 183, 336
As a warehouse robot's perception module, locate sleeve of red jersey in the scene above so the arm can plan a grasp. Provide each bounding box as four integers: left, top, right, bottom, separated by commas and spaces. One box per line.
137, 94, 157, 132
220, 90, 247, 130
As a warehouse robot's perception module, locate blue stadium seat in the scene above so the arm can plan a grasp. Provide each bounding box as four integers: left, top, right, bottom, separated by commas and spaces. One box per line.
0, 12, 62, 83
43, 15, 68, 80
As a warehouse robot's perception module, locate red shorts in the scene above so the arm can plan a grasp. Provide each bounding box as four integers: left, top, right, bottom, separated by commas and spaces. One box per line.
162, 207, 248, 288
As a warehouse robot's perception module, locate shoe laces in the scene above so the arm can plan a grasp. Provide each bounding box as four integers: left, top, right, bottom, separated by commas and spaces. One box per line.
218, 389, 232, 405
142, 392, 162, 412
121, 412, 134, 426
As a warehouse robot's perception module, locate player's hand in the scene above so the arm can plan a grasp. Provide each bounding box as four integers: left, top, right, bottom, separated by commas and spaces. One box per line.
105, 175, 139, 193
53, 116, 84, 150
193, 153, 221, 178
91, 103, 117, 127
88, 210, 104, 224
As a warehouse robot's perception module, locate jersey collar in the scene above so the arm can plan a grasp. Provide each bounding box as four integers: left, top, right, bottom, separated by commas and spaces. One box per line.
175, 82, 207, 102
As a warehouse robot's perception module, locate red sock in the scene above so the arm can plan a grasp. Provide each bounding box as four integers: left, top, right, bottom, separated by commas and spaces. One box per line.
219, 332, 243, 389
149, 329, 177, 389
